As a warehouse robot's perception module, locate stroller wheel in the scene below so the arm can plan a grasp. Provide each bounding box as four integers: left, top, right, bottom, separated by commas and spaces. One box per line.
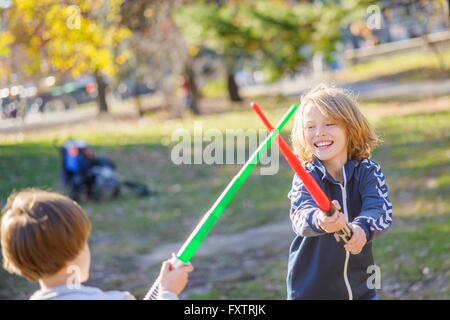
113, 185, 121, 198
89, 189, 102, 201
139, 188, 150, 197
122, 180, 153, 197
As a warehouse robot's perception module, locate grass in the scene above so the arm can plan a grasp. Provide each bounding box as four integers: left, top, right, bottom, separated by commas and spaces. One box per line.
200, 78, 228, 98
375, 111, 450, 219
0, 95, 449, 299
330, 48, 450, 84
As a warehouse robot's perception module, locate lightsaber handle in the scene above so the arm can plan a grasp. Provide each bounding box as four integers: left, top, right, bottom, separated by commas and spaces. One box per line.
324, 204, 353, 243
251, 102, 353, 243
143, 254, 189, 300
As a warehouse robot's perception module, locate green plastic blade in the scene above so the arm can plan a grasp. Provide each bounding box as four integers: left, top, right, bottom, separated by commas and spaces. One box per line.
176, 104, 298, 263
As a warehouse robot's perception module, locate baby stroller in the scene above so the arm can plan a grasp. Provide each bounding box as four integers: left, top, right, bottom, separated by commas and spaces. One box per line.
60, 140, 154, 201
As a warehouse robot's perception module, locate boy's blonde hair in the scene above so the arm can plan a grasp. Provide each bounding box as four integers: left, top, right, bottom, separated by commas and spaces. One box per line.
291, 84, 380, 163
1, 189, 91, 281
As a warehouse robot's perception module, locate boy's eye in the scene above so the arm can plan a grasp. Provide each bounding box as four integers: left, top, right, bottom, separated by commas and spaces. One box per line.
306, 126, 316, 130
326, 123, 336, 127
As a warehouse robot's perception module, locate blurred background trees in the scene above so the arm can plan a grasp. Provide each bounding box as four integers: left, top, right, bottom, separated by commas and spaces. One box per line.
174, 0, 374, 102
0, 0, 131, 113
120, 0, 201, 116
1, 0, 449, 118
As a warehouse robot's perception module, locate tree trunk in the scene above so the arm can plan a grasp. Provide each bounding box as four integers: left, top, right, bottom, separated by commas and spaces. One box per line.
134, 95, 144, 118
446, 0, 450, 26
184, 63, 201, 115
94, 70, 109, 113
226, 69, 242, 102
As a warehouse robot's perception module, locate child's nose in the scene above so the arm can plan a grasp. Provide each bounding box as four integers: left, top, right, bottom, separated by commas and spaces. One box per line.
315, 126, 327, 136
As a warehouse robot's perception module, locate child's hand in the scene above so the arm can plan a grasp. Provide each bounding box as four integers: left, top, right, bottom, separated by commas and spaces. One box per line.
159, 255, 194, 295
317, 200, 346, 233
344, 224, 367, 255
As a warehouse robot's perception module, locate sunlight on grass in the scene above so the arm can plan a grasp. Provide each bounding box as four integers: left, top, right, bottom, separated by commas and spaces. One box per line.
0, 97, 448, 299
331, 48, 450, 83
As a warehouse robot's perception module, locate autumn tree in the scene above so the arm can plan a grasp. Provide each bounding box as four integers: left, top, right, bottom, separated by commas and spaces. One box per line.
0, 0, 131, 113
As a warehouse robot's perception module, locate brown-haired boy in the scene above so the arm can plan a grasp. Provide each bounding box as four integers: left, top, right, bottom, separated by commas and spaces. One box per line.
0, 188, 193, 300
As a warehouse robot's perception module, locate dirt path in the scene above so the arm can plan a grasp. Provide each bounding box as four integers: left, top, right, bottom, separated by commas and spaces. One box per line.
2, 93, 449, 135
136, 218, 292, 269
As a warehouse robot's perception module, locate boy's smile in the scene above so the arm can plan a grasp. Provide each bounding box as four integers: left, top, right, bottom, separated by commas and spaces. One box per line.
313, 139, 334, 150
302, 104, 348, 175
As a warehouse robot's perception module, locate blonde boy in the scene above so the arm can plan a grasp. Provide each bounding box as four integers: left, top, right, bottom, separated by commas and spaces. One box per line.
287, 84, 392, 300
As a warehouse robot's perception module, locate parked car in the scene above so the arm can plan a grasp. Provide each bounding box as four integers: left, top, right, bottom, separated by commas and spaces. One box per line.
28, 75, 97, 113
116, 79, 156, 100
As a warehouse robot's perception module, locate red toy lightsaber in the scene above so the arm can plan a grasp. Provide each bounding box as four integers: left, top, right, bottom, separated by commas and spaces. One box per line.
251, 102, 352, 243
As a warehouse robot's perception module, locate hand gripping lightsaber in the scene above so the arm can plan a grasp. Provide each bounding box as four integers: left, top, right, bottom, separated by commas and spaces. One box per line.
143, 104, 298, 300
251, 102, 353, 243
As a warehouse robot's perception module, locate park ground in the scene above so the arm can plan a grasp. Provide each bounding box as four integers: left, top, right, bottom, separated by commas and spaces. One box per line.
0, 93, 449, 300
1, 50, 450, 299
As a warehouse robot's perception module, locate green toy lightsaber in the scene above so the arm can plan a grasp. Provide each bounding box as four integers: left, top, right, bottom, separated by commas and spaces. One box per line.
144, 104, 297, 299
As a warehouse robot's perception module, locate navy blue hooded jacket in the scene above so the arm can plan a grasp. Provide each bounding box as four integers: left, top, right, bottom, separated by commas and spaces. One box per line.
287, 158, 393, 300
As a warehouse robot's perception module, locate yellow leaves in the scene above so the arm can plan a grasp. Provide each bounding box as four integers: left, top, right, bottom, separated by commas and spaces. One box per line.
14, 0, 34, 11
71, 68, 82, 78
78, 0, 95, 13
113, 27, 132, 43
69, 56, 90, 78
49, 55, 71, 70
0, 31, 14, 57
29, 36, 42, 49
22, 47, 42, 75
3, 0, 131, 79
115, 50, 131, 66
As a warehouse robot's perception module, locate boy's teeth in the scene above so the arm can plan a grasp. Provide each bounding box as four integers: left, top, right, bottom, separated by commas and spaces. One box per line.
316, 141, 333, 147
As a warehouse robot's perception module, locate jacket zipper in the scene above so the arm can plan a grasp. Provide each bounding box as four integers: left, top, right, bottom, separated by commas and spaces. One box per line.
339, 168, 353, 300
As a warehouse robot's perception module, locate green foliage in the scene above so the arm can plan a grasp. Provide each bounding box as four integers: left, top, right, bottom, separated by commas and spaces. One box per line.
174, 0, 370, 80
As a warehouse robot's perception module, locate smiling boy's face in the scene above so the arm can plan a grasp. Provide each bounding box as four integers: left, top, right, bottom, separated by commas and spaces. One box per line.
302, 103, 348, 164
